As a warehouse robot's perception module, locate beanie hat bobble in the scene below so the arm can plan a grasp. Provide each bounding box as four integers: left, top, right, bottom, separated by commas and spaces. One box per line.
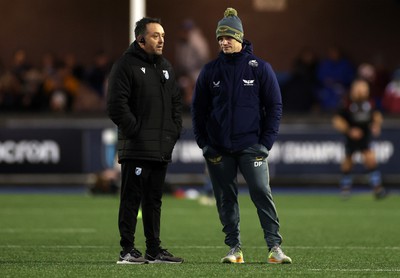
216, 7, 244, 43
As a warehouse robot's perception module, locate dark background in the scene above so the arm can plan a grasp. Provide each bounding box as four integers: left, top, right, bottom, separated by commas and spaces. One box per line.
1, 0, 400, 72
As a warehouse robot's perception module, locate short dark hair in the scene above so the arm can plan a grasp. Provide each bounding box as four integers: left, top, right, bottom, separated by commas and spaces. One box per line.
134, 17, 162, 39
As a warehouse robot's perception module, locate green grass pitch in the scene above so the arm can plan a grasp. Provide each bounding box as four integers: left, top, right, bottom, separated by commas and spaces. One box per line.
0, 191, 399, 277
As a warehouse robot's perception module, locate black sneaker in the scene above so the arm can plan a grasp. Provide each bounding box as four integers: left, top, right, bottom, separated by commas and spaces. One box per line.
117, 248, 149, 264
145, 248, 184, 264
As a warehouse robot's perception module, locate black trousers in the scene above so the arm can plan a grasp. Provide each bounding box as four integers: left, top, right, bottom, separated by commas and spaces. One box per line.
118, 160, 167, 254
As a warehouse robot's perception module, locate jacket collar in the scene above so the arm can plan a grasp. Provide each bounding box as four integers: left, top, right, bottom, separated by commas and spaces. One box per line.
126, 41, 162, 65
219, 39, 253, 61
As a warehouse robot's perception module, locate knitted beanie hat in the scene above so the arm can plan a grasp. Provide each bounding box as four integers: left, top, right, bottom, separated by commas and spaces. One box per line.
216, 8, 244, 43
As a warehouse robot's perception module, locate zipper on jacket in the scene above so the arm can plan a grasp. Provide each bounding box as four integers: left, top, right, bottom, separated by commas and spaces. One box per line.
229, 61, 235, 150
155, 63, 166, 162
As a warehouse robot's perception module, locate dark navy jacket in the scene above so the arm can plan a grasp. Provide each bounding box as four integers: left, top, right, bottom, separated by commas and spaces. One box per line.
191, 40, 282, 152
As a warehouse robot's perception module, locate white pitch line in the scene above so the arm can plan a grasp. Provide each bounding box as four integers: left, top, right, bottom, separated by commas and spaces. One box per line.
0, 245, 399, 273
0, 228, 96, 233
285, 246, 400, 250
172, 245, 400, 251
310, 268, 400, 273
0, 245, 110, 249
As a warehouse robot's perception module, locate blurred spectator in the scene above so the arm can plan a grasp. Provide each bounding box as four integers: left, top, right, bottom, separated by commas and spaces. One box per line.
175, 19, 210, 110
372, 58, 391, 110
63, 52, 85, 81
0, 49, 111, 114
49, 90, 68, 112
42, 61, 80, 112
281, 47, 319, 113
317, 46, 355, 111
41, 52, 57, 79
382, 68, 400, 114
21, 68, 46, 111
11, 49, 32, 83
0, 71, 22, 111
2, 47, 399, 116
86, 51, 112, 98
41, 60, 106, 113
356, 61, 391, 112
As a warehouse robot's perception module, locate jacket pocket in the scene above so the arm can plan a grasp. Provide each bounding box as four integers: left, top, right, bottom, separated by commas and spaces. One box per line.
247, 143, 269, 157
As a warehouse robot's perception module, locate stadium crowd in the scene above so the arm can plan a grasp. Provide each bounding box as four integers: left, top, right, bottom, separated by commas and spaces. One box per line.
1, 46, 400, 115
0, 49, 111, 114
280, 46, 400, 115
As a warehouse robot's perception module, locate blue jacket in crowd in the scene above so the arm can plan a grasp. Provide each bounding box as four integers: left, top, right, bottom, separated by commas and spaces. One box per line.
192, 40, 282, 152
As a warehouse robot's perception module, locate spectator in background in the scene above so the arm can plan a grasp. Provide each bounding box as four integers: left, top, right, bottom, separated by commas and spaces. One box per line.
332, 78, 386, 199
11, 49, 32, 83
175, 19, 210, 110
42, 61, 80, 112
281, 47, 319, 113
21, 68, 46, 111
382, 68, 400, 114
356, 60, 392, 112
21, 52, 58, 111
63, 52, 106, 113
0, 49, 109, 113
0, 71, 22, 111
317, 46, 355, 111
371, 56, 391, 110
86, 51, 112, 98
5, 49, 38, 111
357, 63, 375, 87
63, 53, 85, 81
41, 52, 57, 79
1, 52, 50, 112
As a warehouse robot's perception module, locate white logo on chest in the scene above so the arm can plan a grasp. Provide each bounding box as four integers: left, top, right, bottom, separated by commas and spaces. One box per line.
163, 70, 169, 80
243, 79, 255, 86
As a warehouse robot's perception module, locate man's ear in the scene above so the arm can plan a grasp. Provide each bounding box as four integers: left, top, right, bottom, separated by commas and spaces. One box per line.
137, 35, 146, 45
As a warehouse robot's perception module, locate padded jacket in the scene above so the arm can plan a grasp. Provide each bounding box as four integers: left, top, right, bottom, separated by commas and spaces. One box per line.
107, 42, 182, 162
192, 40, 282, 152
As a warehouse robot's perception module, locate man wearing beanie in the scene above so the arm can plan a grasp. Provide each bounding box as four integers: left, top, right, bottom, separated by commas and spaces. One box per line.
192, 8, 292, 264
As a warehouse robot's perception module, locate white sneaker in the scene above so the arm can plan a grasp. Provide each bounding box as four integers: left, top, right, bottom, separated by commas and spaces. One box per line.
267, 246, 292, 264
221, 246, 244, 263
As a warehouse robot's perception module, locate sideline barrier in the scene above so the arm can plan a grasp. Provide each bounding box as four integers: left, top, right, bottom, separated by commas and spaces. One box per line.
169, 124, 398, 186
0, 117, 398, 187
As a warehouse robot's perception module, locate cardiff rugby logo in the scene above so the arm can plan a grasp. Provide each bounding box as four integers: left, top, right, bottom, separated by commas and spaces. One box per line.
163, 70, 169, 80
135, 167, 142, 176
